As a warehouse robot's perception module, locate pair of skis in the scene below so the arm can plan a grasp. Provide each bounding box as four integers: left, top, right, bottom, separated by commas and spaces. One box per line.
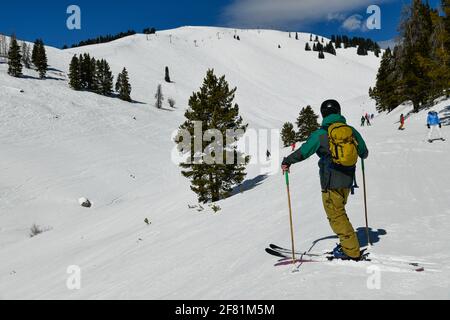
266, 244, 427, 272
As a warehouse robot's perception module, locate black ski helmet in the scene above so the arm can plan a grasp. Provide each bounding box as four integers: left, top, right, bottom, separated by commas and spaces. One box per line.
321, 99, 341, 118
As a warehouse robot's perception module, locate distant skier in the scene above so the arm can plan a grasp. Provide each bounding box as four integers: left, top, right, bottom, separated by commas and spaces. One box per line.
266, 149, 272, 160
365, 114, 371, 126
427, 111, 445, 143
291, 143, 296, 151
399, 114, 405, 130
281, 100, 369, 261
361, 116, 366, 127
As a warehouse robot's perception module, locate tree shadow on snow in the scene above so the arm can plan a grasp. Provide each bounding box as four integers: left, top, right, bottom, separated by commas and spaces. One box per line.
230, 174, 268, 197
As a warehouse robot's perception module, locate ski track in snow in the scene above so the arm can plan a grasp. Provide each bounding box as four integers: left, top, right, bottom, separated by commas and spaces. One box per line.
0, 27, 449, 299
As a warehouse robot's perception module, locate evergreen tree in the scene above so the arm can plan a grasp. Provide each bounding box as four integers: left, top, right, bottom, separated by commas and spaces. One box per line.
296, 106, 320, 141
7, 36, 22, 77
69, 55, 81, 90
96, 59, 113, 96
176, 69, 249, 203
370, 48, 404, 112
89, 57, 98, 91
397, 0, 434, 112
357, 43, 368, 55
336, 36, 342, 48
315, 35, 319, 42
155, 84, 164, 109
115, 68, 132, 102
79, 53, 97, 90
318, 50, 325, 59
37, 40, 48, 78
310, 34, 313, 41
281, 122, 296, 147
31, 39, 39, 67
31, 39, 48, 78
325, 42, 336, 55
295, 32, 299, 40
427, 2, 450, 98
165, 66, 171, 83
305, 42, 311, 51
312, 43, 318, 51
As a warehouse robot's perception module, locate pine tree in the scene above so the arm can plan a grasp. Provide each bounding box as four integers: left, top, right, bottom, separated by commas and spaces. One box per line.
281, 122, 296, 147
305, 43, 311, 51
370, 48, 404, 112
318, 50, 325, 59
176, 69, 249, 203
310, 34, 313, 41
315, 35, 319, 42
36, 40, 48, 78
312, 43, 318, 51
31, 39, 47, 78
115, 68, 132, 102
325, 42, 336, 55
296, 106, 320, 141
7, 36, 22, 77
69, 55, 81, 90
155, 84, 164, 109
357, 43, 368, 56
165, 66, 171, 83
100, 60, 113, 96
336, 36, 342, 48
295, 32, 299, 40
79, 53, 97, 90
90, 57, 98, 91
397, 0, 434, 111
31, 39, 39, 67
427, 2, 450, 98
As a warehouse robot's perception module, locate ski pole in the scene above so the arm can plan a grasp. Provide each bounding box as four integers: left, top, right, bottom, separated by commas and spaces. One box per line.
284, 171, 296, 263
361, 159, 372, 246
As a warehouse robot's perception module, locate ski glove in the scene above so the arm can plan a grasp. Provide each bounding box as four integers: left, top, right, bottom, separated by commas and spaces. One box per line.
281, 164, 290, 174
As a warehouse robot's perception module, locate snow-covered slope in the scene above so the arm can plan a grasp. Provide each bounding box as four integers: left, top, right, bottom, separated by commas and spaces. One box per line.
0, 27, 449, 299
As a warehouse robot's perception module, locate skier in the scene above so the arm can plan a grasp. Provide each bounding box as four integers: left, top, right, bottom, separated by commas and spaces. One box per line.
361, 116, 366, 127
365, 114, 371, 126
291, 143, 296, 151
281, 100, 369, 261
399, 114, 405, 130
266, 149, 272, 160
427, 110, 445, 143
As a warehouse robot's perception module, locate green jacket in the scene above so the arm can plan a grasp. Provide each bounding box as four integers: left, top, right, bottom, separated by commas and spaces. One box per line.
283, 114, 369, 190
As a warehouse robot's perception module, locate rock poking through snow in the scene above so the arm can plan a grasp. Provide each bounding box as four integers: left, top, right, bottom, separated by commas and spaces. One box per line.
78, 198, 92, 208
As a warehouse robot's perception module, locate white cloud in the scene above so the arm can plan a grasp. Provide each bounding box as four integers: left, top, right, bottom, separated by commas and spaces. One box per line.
327, 13, 347, 22
222, 0, 388, 29
341, 14, 368, 32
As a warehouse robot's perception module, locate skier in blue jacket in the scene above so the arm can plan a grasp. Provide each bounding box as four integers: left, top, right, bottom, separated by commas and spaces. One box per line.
427, 111, 445, 143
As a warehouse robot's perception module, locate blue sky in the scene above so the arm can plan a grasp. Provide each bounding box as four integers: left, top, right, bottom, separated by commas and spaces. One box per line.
0, 0, 443, 48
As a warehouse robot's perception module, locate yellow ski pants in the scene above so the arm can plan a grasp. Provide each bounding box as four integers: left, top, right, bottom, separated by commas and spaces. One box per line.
322, 188, 361, 258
